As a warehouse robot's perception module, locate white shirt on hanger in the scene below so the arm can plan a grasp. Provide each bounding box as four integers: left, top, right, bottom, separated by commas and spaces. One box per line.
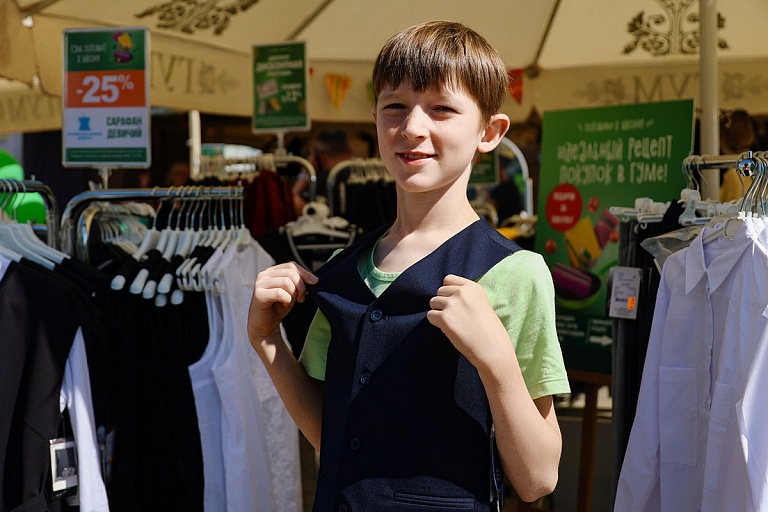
615, 217, 768, 511
60, 327, 111, 512
0, 255, 8, 280
712, 217, 768, 512
219, 241, 301, 512
212, 242, 297, 512
188, 246, 228, 512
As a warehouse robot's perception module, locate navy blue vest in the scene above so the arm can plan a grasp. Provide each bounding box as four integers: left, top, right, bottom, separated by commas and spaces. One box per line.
307, 219, 521, 512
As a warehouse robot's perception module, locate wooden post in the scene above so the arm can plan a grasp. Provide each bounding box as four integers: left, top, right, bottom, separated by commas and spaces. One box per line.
567, 369, 612, 512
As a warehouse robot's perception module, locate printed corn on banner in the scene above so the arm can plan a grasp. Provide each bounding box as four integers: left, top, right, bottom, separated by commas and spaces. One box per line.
535, 99, 694, 374
252, 41, 310, 133
62, 27, 150, 167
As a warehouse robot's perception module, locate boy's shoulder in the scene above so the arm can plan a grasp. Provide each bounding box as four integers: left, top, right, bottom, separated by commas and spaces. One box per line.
480, 249, 551, 289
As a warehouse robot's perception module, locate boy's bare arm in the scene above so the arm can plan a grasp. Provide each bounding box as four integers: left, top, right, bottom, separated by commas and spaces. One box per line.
427, 274, 562, 502
248, 262, 324, 450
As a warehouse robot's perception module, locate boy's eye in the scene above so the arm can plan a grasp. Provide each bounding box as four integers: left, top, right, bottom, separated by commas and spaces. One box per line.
434, 106, 457, 113
383, 103, 406, 110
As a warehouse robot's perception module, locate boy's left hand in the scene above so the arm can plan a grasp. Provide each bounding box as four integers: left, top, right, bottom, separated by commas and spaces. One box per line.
427, 274, 509, 366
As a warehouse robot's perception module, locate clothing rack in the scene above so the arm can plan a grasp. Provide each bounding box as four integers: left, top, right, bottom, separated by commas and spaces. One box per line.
0, 178, 59, 247
685, 151, 757, 190
60, 185, 243, 261
610, 152, 761, 225
687, 151, 755, 172
326, 157, 389, 216
197, 153, 317, 199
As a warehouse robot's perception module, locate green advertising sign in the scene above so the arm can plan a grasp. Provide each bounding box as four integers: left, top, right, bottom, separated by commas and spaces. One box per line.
469, 149, 500, 186
535, 99, 694, 374
252, 41, 310, 133
62, 27, 150, 168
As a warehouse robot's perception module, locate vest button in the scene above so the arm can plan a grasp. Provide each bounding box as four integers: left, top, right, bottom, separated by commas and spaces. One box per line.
338, 505, 347, 512
359, 372, 371, 385
369, 309, 383, 322
349, 437, 361, 450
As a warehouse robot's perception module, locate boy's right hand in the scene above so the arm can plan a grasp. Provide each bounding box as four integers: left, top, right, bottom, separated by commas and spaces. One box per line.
247, 262, 318, 343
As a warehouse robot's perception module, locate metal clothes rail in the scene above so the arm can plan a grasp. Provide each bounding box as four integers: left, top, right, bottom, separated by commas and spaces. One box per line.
60, 185, 243, 260
0, 179, 59, 247
685, 151, 756, 174
326, 157, 389, 216
197, 153, 317, 200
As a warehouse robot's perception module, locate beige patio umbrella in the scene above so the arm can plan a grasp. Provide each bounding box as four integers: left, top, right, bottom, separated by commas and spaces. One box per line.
3, 0, 767, 142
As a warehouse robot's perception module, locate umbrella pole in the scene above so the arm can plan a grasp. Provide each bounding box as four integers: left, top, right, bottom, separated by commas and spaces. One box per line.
699, 0, 720, 200
189, 110, 202, 180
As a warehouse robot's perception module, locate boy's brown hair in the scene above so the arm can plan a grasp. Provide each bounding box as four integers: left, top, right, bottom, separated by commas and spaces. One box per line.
372, 21, 509, 124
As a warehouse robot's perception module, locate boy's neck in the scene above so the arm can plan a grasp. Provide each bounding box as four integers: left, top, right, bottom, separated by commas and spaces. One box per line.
374, 197, 479, 273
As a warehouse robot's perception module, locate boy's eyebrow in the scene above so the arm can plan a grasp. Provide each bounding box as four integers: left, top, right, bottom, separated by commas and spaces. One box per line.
377, 86, 457, 101
376, 91, 404, 105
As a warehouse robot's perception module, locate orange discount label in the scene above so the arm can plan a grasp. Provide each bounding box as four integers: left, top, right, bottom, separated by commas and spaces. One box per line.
66, 70, 146, 108
627, 297, 636, 310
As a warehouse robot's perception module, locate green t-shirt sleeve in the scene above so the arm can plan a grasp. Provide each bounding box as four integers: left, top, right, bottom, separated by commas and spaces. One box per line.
480, 250, 570, 399
298, 308, 332, 381
298, 248, 343, 381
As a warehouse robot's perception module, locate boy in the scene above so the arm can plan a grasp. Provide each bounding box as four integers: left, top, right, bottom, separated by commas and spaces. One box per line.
248, 20, 570, 511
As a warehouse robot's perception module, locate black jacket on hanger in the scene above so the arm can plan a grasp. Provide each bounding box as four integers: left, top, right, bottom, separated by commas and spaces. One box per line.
0, 259, 99, 512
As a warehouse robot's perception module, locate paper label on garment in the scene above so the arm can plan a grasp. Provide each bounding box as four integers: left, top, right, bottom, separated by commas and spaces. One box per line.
609, 266, 642, 320
50, 438, 78, 492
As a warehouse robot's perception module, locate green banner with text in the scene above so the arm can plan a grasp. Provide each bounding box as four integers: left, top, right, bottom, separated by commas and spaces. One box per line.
535, 99, 694, 374
252, 41, 310, 133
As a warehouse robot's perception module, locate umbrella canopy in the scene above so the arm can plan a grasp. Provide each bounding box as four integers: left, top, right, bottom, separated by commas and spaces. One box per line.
2, 0, 767, 133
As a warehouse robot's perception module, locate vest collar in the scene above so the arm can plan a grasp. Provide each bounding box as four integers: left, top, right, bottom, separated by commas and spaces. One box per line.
311, 218, 515, 315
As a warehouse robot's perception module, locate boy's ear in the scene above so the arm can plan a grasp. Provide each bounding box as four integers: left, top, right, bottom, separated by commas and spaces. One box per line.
478, 113, 511, 154
372, 107, 377, 124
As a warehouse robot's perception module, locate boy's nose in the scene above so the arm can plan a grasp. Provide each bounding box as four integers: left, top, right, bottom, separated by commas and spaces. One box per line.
401, 108, 428, 140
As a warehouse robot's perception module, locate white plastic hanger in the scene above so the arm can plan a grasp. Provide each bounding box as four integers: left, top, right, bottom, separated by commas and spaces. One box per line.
4, 180, 67, 262
285, 201, 352, 240
129, 190, 180, 295
701, 153, 763, 244
112, 188, 162, 291
0, 180, 56, 270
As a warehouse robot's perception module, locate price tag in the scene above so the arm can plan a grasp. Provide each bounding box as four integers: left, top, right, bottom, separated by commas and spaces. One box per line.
50, 438, 78, 493
609, 266, 642, 320
62, 27, 150, 168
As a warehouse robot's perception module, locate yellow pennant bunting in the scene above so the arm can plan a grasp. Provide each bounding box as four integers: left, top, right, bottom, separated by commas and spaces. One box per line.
325, 73, 352, 110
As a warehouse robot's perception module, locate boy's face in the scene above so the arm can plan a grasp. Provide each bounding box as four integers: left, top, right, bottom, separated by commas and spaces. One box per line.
373, 81, 504, 196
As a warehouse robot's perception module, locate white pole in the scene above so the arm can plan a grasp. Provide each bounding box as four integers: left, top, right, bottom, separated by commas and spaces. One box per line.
189, 110, 202, 179
699, 0, 719, 200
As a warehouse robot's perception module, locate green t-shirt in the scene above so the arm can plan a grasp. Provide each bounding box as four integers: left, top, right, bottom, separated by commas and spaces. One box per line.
298, 243, 570, 400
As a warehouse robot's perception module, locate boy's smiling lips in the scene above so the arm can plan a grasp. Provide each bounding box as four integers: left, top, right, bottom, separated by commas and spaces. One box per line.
398, 151, 436, 162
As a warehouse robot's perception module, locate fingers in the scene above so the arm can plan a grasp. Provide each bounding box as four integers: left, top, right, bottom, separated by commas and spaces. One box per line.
254, 263, 318, 310
442, 274, 469, 286
429, 276, 461, 313
428, 295, 450, 311
433, 274, 470, 298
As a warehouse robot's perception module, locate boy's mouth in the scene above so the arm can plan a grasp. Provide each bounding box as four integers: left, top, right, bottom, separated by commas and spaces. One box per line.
399, 152, 435, 161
